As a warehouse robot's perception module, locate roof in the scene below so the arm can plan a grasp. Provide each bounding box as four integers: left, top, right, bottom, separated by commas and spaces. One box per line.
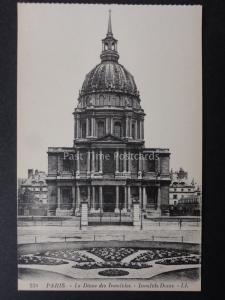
80, 61, 139, 97
21, 171, 47, 187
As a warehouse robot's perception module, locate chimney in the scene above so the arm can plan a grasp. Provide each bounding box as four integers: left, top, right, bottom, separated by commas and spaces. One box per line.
35, 169, 38, 175
28, 169, 33, 178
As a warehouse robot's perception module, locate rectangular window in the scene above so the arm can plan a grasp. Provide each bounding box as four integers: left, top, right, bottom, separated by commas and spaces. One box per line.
148, 159, 155, 172
63, 159, 71, 172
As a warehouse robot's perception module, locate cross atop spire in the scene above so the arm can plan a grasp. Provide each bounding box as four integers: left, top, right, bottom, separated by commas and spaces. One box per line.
107, 9, 113, 36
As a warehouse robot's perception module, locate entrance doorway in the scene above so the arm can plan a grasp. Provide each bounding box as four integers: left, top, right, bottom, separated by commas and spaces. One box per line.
103, 186, 116, 212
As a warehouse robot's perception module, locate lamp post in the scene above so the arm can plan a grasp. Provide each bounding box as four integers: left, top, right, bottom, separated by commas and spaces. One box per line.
79, 202, 82, 230
100, 204, 102, 224
140, 208, 143, 230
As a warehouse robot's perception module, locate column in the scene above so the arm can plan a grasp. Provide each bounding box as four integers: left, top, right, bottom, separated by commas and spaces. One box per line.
76, 185, 80, 211
142, 120, 144, 140
115, 149, 119, 173
86, 118, 89, 137
138, 120, 140, 140
92, 186, 95, 210
91, 150, 95, 173
124, 186, 127, 210
87, 186, 91, 207
111, 117, 114, 134
57, 155, 61, 174
115, 186, 119, 213
91, 117, 94, 136
135, 120, 138, 140
72, 186, 76, 210
157, 186, 161, 210
143, 186, 147, 210
123, 149, 127, 173
157, 156, 161, 174
138, 152, 142, 178
87, 150, 91, 174
105, 118, 108, 134
128, 186, 131, 210
129, 118, 132, 138
99, 186, 103, 211
92, 117, 96, 137
57, 187, 61, 209
76, 116, 80, 138
139, 186, 142, 208
139, 120, 142, 140
138, 152, 142, 171
99, 149, 103, 173
74, 116, 77, 139
106, 117, 109, 134
125, 117, 129, 138
128, 150, 131, 173
76, 150, 80, 175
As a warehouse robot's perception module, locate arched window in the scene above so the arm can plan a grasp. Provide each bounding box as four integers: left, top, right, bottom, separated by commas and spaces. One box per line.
97, 121, 105, 137
105, 43, 108, 50
114, 122, 122, 137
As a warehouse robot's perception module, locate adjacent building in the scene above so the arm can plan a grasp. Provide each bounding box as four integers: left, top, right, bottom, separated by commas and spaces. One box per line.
18, 169, 48, 216
169, 168, 201, 216
47, 12, 171, 221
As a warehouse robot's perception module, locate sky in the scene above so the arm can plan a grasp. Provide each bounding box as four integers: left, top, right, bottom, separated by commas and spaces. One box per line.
17, 4, 202, 184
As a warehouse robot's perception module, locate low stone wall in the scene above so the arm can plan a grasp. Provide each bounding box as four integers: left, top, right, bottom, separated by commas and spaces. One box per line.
18, 240, 200, 255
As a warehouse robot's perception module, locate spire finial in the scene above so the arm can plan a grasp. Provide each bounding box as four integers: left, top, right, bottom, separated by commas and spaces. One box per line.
107, 9, 112, 36
100, 10, 119, 62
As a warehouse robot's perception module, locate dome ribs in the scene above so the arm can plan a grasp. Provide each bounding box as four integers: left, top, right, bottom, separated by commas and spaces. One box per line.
80, 61, 139, 97
98, 64, 105, 90
113, 64, 120, 90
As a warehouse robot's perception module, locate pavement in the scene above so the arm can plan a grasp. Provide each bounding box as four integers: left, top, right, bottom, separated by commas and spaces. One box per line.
18, 221, 201, 244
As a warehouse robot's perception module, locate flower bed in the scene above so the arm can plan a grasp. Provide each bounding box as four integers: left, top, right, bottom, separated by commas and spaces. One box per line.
131, 249, 189, 263
87, 247, 136, 262
72, 261, 151, 270
155, 255, 201, 265
18, 255, 68, 265
38, 250, 95, 262
98, 269, 129, 277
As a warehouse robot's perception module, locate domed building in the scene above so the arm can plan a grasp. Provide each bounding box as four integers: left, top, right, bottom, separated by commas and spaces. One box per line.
47, 12, 171, 224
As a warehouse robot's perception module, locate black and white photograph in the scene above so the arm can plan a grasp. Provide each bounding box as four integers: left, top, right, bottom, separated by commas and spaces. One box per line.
17, 3, 202, 291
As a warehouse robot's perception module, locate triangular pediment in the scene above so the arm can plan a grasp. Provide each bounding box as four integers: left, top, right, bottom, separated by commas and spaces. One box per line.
96, 134, 124, 142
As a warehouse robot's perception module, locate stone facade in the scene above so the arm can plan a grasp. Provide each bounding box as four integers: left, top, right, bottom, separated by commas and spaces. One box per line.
169, 168, 200, 206
47, 12, 171, 220
18, 169, 48, 216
